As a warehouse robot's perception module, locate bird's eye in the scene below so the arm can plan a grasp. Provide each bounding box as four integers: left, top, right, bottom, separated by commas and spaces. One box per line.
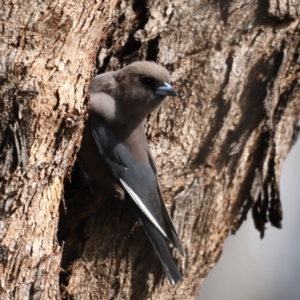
140, 77, 156, 88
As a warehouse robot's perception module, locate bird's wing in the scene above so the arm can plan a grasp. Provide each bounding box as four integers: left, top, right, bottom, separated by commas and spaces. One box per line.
88, 114, 183, 254
147, 146, 184, 255
137, 211, 182, 284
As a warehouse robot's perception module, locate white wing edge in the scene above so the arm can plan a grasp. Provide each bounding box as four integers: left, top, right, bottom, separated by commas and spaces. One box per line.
147, 149, 177, 232
120, 178, 168, 239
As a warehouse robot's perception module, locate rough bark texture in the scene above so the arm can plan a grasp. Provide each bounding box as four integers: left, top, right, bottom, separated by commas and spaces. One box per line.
0, 0, 299, 300
0, 0, 114, 298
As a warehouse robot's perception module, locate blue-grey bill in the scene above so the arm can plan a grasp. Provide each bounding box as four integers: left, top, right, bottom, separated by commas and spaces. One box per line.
155, 82, 178, 97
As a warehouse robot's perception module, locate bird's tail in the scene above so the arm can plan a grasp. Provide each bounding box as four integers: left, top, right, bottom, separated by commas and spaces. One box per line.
138, 214, 182, 285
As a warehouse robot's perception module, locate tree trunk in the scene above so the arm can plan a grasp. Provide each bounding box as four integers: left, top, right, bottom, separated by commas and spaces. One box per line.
1, 0, 299, 299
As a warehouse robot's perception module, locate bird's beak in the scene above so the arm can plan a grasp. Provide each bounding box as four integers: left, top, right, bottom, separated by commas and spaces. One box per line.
155, 82, 178, 97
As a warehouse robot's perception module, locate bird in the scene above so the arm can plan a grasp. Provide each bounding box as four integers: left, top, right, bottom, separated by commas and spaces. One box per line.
77, 61, 183, 285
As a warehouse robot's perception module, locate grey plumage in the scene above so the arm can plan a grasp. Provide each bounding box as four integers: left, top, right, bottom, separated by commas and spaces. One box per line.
78, 61, 183, 284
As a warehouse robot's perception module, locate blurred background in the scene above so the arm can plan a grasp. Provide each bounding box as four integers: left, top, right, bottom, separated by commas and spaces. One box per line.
197, 136, 300, 300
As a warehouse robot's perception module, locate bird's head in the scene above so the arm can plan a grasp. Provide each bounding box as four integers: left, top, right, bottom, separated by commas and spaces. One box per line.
88, 61, 178, 127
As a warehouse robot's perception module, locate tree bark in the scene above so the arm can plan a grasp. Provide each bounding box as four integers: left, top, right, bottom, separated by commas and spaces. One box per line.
1, 0, 299, 299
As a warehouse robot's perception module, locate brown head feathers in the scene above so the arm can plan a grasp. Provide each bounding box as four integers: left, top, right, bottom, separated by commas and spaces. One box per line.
88, 61, 175, 126
118, 61, 171, 85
